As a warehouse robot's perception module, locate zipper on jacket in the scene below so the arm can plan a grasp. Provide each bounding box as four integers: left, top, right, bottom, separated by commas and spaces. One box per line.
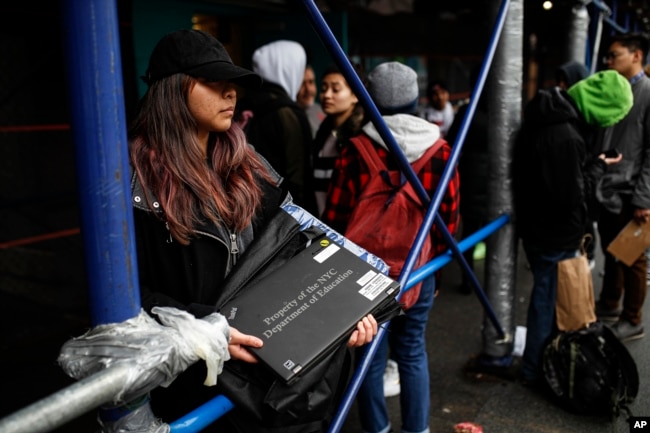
217, 222, 303, 307
192, 228, 235, 275
165, 222, 173, 244
229, 232, 239, 266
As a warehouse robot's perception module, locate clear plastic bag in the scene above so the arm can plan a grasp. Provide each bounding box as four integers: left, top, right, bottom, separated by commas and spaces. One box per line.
58, 307, 230, 404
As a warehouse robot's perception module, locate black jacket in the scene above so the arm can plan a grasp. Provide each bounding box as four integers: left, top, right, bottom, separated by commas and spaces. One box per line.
513, 87, 606, 250
130, 158, 287, 426
240, 82, 316, 214
131, 160, 285, 319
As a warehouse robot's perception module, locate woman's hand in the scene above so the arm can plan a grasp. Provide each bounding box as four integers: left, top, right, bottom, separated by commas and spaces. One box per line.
347, 314, 378, 347
228, 327, 263, 363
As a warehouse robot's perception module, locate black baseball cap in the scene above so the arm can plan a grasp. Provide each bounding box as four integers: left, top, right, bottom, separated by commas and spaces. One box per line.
143, 29, 262, 88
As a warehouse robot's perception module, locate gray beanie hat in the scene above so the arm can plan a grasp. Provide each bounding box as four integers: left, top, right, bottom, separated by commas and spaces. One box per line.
367, 61, 419, 114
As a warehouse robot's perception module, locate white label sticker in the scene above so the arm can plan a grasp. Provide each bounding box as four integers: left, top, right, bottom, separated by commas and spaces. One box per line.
359, 273, 393, 301
357, 270, 377, 286
313, 243, 340, 263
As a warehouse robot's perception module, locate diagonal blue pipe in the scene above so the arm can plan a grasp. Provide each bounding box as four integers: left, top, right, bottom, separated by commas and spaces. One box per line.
408, 214, 510, 287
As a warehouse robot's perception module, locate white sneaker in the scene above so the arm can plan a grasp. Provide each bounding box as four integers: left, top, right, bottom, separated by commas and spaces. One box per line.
383, 359, 400, 397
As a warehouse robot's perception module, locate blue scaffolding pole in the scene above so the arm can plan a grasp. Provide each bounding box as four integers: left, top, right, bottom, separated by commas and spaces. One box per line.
62, 0, 140, 326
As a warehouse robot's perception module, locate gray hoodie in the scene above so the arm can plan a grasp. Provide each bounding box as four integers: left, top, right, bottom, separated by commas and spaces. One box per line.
362, 113, 441, 163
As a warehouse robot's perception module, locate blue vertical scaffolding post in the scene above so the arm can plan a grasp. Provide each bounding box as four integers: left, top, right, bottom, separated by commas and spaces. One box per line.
62, 0, 140, 326
299, 1, 509, 431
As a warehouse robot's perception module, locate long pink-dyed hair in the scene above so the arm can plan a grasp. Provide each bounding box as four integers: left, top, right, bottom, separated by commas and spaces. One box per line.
129, 74, 271, 245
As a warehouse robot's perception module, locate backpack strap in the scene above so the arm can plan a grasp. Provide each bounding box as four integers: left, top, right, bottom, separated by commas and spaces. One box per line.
349, 134, 387, 175
350, 134, 447, 202
401, 137, 447, 203
410, 138, 446, 175
351, 134, 446, 176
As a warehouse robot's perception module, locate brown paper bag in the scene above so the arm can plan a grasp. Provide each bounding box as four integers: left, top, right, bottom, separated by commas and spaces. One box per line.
607, 219, 650, 267
556, 251, 597, 332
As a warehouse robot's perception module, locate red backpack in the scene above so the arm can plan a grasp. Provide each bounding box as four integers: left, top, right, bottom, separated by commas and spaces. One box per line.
344, 134, 445, 309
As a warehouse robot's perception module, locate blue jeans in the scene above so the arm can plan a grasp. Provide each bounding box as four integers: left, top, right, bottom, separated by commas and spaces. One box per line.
521, 242, 577, 382
357, 276, 435, 433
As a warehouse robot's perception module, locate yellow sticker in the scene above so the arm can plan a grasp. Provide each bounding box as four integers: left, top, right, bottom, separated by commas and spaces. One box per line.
320, 238, 330, 247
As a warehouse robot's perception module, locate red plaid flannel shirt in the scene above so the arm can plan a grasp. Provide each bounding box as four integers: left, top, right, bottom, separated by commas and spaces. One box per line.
322, 136, 460, 259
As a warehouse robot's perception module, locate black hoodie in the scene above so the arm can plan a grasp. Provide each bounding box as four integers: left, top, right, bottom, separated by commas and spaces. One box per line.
555, 61, 589, 88
513, 87, 606, 250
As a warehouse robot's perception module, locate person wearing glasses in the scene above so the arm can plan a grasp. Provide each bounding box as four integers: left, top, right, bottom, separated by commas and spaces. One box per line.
594, 33, 650, 342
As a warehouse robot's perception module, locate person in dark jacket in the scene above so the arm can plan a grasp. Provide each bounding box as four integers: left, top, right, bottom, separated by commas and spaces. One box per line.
240, 40, 317, 214
513, 70, 632, 385
129, 29, 377, 431
555, 60, 600, 265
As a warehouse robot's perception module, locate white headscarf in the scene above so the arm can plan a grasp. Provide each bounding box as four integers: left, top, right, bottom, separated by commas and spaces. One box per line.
252, 40, 306, 102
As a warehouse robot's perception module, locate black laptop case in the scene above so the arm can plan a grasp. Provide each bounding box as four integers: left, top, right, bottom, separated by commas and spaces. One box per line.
220, 235, 400, 384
